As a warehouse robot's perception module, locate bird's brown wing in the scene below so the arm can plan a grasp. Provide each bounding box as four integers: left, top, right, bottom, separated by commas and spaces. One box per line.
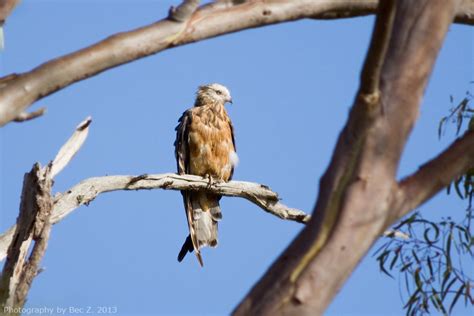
174, 110, 204, 266
228, 118, 237, 181
174, 110, 190, 175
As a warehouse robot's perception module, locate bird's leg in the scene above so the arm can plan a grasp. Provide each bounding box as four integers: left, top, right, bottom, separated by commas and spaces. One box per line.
206, 174, 213, 188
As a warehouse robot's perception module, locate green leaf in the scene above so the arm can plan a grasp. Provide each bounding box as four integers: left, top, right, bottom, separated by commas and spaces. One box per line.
456, 98, 470, 135
446, 230, 453, 268
423, 224, 440, 244
427, 256, 434, 278
390, 247, 400, 270
401, 262, 413, 272
455, 224, 471, 244
464, 175, 471, 197
404, 288, 421, 309
465, 281, 472, 306
414, 269, 423, 291
454, 176, 465, 199
377, 250, 393, 278
395, 213, 418, 230
421, 296, 429, 312
430, 295, 440, 312
431, 290, 447, 315
461, 242, 473, 255
442, 277, 457, 301
412, 250, 421, 265
441, 265, 453, 295
438, 116, 448, 139
449, 283, 466, 314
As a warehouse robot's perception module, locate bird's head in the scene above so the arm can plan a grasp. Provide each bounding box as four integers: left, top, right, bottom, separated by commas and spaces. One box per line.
195, 83, 233, 106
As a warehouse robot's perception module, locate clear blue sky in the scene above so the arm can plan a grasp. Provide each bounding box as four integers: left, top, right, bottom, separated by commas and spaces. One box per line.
1, 1, 472, 315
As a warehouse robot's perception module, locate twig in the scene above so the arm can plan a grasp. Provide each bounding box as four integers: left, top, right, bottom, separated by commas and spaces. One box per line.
49, 116, 92, 178
13, 107, 46, 123
383, 230, 410, 240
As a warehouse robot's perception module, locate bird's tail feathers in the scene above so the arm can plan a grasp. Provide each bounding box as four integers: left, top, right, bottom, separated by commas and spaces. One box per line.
177, 193, 221, 266
177, 235, 193, 262
192, 197, 219, 249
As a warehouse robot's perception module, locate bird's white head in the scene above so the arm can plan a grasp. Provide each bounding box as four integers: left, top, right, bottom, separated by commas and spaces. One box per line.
196, 83, 233, 106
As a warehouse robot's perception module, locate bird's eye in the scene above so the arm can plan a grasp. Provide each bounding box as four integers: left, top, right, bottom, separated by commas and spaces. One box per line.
216, 90, 222, 95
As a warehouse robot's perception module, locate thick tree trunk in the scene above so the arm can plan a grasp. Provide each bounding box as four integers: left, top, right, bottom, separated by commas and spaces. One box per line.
233, 1, 461, 315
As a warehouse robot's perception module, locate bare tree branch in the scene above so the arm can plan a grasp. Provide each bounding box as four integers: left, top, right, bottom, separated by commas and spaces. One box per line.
0, 173, 310, 262
13, 107, 46, 123
0, 170, 410, 263
49, 117, 91, 178
52, 174, 309, 225
0, 116, 92, 311
0, 0, 472, 126
0, 163, 53, 312
383, 230, 409, 240
310, 0, 474, 24
395, 129, 474, 218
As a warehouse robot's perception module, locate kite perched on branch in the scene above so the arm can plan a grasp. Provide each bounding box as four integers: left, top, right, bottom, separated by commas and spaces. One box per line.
175, 83, 238, 266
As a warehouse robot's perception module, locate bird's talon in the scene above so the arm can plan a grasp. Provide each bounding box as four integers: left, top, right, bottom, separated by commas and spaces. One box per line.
206, 174, 213, 188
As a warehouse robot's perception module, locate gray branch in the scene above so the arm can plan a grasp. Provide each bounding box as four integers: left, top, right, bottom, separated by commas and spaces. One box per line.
0, 0, 473, 126
0, 173, 310, 262
0, 117, 92, 312
0, 163, 54, 312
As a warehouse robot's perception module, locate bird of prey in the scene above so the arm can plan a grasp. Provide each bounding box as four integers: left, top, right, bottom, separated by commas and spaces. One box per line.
175, 83, 238, 266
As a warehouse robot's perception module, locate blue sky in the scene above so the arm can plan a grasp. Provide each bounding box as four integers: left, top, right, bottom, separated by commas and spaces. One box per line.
0, 1, 472, 315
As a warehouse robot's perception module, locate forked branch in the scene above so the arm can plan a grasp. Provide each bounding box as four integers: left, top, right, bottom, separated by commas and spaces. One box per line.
0, 117, 92, 312
0, 0, 473, 126
396, 129, 474, 218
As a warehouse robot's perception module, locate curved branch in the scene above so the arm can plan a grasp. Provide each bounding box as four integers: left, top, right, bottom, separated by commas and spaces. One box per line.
0, 173, 310, 261
396, 129, 474, 218
0, 0, 473, 126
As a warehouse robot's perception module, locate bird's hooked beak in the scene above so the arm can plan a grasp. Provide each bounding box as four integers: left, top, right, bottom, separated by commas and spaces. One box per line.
227, 97, 233, 104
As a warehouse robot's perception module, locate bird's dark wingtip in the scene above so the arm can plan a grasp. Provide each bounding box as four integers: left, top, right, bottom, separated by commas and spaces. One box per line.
177, 235, 194, 262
